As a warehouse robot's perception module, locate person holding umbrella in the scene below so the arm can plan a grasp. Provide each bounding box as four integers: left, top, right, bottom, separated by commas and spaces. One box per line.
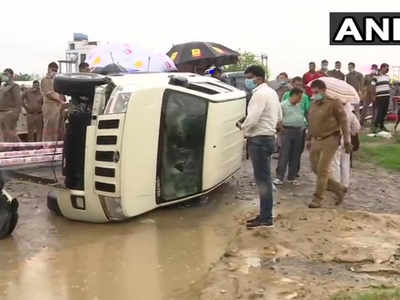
307, 80, 351, 209
211, 67, 227, 82
236, 65, 282, 229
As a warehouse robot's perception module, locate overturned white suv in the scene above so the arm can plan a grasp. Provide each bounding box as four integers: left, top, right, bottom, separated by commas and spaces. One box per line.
48, 72, 246, 223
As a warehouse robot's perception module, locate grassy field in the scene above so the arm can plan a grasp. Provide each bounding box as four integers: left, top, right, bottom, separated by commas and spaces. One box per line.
332, 288, 400, 300
357, 133, 400, 171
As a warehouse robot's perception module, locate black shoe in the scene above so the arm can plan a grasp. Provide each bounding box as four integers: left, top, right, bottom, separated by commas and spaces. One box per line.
381, 126, 389, 132
246, 215, 260, 223
247, 219, 274, 229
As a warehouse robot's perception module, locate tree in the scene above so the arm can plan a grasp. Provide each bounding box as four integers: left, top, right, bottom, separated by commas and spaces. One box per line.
225, 51, 269, 76
14, 73, 34, 81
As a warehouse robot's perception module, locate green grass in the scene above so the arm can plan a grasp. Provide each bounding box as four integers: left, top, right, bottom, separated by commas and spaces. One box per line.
332, 288, 400, 300
358, 134, 400, 171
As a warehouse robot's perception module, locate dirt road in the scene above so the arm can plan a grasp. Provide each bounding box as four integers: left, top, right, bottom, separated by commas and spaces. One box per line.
199, 155, 400, 300
1, 154, 400, 300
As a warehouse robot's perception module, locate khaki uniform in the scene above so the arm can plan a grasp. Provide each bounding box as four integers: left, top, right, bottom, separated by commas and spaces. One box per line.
23, 89, 43, 142
308, 96, 349, 204
0, 83, 22, 143
41, 75, 64, 141
346, 71, 363, 94
360, 74, 377, 125
327, 70, 345, 81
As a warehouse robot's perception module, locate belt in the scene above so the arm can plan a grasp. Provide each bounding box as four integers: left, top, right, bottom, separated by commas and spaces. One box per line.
313, 131, 340, 141
248, 135, 274, 139
28, 112, 42, 115
283, 126, 304, 129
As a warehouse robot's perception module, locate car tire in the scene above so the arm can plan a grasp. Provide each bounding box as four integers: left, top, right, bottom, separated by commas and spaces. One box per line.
0, 197, 18, 239
47, 191, 62, 216
6, 202, 18, 236
54, 73, 110, 96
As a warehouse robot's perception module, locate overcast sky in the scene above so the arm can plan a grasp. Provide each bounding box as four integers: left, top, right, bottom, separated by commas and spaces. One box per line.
2, 0, 400, 77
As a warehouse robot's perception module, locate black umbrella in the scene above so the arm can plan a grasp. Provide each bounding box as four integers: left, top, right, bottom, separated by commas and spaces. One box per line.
167, 42, 239, 72
92, 63, 128, 75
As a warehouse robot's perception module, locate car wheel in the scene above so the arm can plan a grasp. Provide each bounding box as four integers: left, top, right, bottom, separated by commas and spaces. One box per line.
54, 73, 110, 97
47, 191, 62, 216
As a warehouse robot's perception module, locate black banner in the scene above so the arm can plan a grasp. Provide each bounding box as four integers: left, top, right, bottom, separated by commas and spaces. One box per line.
330, 12, 400, 45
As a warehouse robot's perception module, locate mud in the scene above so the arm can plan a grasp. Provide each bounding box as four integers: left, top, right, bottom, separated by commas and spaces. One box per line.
199, 155, 400, 300
1, 152, 400, 300
0, 172, 252, 300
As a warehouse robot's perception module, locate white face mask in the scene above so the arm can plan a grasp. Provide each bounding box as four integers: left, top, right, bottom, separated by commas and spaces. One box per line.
1, 75, 10, 82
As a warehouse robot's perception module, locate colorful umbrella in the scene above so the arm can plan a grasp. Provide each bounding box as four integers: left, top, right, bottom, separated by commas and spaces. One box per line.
167, 42, 239, 72
86, 42, 177, 73
308, 77, 360, 104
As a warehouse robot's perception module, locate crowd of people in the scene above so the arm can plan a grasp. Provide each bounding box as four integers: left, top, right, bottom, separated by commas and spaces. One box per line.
237, 60, 397, 229
0, 58, 397, 230
0, 61, 90, 144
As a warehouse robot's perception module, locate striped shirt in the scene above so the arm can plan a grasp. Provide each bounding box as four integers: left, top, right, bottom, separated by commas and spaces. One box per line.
375, 74, 391, 98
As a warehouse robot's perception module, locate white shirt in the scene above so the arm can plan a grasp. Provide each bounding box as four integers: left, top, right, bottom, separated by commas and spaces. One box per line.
375, 74, 391, 97
241, 83, 282, 137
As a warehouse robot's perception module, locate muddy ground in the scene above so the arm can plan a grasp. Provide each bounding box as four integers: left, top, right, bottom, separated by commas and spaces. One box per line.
1, 152, 400, 300
199, 155, 400, 300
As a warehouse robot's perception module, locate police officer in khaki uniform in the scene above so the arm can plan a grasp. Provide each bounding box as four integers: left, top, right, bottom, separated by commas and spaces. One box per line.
360, 64, 378, 126
22, 80, 43, 142
307, 80, 352, 209
41, 62, 65, 142
0, 68, 22, 143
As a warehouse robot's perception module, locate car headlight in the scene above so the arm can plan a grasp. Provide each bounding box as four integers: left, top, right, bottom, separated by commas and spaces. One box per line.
104, 92, 132, 114
99, 196, 125, 221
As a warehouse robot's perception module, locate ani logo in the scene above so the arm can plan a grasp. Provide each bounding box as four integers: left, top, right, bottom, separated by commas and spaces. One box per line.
330, 12, 400, 45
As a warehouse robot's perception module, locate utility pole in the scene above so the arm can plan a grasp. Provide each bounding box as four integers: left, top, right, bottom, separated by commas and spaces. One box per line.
260, 54, 268, 78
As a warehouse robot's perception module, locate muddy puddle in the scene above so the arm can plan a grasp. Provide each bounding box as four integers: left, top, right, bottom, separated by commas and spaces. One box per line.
0, 175, 252, 300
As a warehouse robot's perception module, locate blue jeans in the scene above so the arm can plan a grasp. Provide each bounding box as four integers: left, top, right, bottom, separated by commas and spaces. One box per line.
247, 135, 275, 221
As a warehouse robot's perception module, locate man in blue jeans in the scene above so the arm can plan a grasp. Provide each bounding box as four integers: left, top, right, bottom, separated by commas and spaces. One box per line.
237, 65, 282, 229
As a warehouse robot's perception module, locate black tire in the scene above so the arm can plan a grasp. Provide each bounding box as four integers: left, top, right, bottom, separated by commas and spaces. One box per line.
0, 197, 18, 239
47, 191, 62, 216
54, 73, 110, 96
6, 213, 18, 236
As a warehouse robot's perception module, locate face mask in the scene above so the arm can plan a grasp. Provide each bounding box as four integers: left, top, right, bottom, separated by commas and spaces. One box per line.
245, 78, 258, 91
322, 65, 328, 71
312, 94, 324, 101
279, 79, 288, 86
335, 67, 341, 71
349, 67, 355, 72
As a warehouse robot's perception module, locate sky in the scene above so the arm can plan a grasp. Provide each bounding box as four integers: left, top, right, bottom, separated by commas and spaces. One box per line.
2, 0, 400, 78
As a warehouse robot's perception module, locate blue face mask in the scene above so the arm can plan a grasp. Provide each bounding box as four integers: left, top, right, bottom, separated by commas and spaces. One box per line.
312, 93, 324, 101
245, 78, 257, 91
1, 75, 9, 82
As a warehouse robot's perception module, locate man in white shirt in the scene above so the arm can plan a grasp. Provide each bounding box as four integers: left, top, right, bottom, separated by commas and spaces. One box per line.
237, 65, 282, 229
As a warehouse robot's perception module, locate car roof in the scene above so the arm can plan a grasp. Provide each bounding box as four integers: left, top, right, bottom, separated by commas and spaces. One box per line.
109, 73, 246, 102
